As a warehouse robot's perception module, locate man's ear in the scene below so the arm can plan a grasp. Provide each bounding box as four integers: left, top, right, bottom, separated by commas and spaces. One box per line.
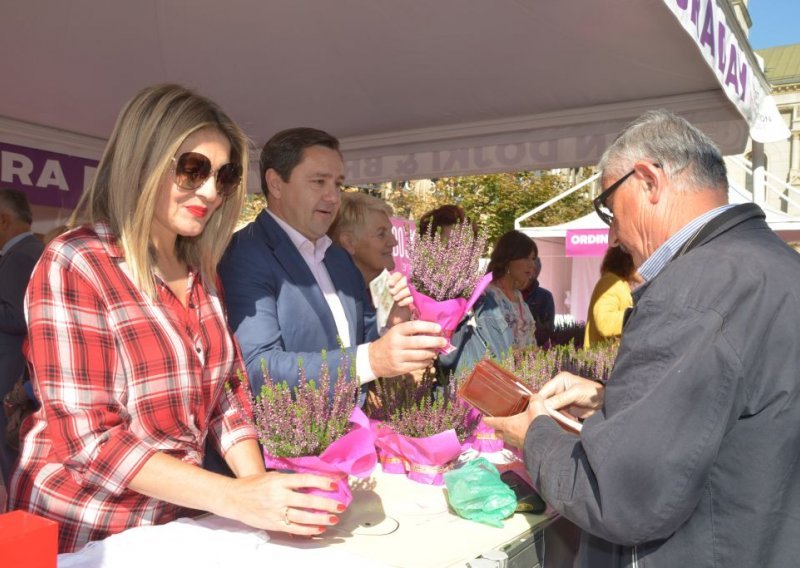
265, 169, 282, 200
633, 161, 664, 205
339, 230, 357, 254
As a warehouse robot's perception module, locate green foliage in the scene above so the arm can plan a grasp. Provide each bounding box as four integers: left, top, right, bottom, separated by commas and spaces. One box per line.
435, 171, 594, 244
237, 169, 596, 248
236, 193, 267, 228
384, 170, 595, 246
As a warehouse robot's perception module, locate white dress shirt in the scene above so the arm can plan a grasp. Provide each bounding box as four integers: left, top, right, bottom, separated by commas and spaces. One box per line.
266, 210, 376, 383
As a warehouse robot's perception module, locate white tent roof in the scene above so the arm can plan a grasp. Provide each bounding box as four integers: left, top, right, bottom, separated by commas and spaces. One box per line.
519, 189, 800, 239
0, 0, 788, 188
519, 212, 607, 239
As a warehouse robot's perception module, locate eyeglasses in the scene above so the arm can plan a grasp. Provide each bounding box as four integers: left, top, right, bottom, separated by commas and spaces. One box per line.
171, 152, 242, 198
593, 164, 661, 226
593, 170, 634, 226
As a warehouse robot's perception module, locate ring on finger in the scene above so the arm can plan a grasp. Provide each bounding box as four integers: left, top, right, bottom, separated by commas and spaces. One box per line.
283, 506, 291, 526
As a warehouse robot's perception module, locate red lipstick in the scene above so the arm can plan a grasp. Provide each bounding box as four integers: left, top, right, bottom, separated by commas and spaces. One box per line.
186, 206, 208, 218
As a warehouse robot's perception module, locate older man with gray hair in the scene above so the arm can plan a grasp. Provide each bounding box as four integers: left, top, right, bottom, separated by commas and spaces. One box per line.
487, 110, 800, 567
0, 188, 44, 484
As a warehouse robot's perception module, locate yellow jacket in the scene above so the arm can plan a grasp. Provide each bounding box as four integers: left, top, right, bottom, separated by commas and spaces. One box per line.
583, 272, 632, 348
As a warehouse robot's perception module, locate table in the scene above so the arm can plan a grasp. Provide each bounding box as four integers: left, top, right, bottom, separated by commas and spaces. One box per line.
58, 464, 577, 568
269, 464, 559, 567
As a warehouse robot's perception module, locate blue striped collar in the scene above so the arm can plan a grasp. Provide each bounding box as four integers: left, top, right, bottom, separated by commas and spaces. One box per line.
637, 203, 735, 282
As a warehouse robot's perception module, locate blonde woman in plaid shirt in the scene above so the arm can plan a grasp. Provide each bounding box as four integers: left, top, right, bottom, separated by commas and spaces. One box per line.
9, 85, 343, 552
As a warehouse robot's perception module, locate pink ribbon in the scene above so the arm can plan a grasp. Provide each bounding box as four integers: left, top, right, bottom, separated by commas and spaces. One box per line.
374, 426, 463, 485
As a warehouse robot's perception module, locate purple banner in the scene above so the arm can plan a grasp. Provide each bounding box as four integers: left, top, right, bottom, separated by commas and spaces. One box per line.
0, 141, 98, 209
565, 229, 609, 257
665, 0, 789, 143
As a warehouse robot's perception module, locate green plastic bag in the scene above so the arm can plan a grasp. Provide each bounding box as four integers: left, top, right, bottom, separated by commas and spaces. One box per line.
443, 457, 517, 528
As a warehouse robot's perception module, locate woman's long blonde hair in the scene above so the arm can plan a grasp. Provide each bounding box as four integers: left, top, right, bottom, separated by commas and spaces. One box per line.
70, 84, 249, 298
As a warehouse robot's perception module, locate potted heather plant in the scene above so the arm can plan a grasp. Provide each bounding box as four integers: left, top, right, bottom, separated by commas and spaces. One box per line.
457, 342, 619, 443
368, 373, 480, 485
501, 341, 618, 432
407, 221, 492, 351
226, 354, 376, 507
502, 341, 618, 393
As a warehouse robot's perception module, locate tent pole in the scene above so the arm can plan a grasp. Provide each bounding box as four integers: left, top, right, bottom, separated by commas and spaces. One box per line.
751, 141, 766, 205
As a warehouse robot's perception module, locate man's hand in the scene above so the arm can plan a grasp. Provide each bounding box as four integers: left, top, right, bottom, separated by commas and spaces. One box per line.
368, 320, 446, 377
484, 394, 548, 449
539, 372, 604, 420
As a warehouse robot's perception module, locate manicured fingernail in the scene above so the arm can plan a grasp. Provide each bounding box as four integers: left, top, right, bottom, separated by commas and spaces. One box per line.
329, 515, 339, 524
317, 526, 327, 533
329, 482, 337, 490
336, 503, 346, 512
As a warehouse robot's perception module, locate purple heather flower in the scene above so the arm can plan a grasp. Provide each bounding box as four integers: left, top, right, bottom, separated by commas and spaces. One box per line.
225, 352, 359, 458
499, 341, 619, 392
408, 221, 488, 301
368, 372, 480, 442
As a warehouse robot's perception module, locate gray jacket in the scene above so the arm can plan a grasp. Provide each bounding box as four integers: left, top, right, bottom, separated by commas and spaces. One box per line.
524, 204, 800, 567
1, 233, 44, 386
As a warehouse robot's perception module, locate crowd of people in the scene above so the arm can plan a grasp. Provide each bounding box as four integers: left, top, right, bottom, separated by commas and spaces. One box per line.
1, 84, 798, 566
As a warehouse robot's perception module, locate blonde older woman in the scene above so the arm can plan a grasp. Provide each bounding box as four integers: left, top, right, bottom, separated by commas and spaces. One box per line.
328, 192, 397, 285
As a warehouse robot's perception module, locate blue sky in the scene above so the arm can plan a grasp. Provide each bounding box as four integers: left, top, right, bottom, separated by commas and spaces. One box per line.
748, 0, 800, 50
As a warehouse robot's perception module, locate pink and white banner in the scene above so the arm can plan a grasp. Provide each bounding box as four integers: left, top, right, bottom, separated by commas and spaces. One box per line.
390, 217, 416, 276
565, 229, 609, 257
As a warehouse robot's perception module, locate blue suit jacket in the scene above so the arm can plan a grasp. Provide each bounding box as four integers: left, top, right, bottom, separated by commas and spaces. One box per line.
219, 210, 377, 395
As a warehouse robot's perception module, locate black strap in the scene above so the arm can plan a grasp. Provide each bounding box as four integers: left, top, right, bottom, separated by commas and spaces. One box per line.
671, 203, 764, 261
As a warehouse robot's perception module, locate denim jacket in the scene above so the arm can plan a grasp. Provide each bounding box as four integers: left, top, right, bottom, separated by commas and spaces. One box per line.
437, 291, 515, 379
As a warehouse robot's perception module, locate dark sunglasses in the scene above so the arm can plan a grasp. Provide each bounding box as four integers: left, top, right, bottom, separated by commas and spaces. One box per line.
593, 164, 661, 226
172, 152, 242, 198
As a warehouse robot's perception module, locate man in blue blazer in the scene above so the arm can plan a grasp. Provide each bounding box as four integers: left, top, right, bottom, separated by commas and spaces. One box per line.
219, 128, 445, 395
0, 189, 44, 483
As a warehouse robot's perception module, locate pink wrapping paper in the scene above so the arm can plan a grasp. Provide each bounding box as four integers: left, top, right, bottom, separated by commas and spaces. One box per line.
370, 420, 409, 474
263, 407, 377, 507
462, 411, 505, 453
409, 273, 493, 352
374, 426, 463, 485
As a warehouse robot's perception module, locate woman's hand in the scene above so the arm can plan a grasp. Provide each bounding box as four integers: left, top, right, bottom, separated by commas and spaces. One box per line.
387, 272, 413, 326
387, 272, 412, 306
220, 471, 344, 536
130, 448, 344, 536
538, 372, 604, 420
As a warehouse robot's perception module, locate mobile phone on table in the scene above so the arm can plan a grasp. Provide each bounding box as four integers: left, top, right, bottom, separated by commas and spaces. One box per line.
500, 470, 546, 514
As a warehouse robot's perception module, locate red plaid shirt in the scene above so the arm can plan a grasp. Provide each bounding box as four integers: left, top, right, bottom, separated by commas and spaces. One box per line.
9, 223, 256, 552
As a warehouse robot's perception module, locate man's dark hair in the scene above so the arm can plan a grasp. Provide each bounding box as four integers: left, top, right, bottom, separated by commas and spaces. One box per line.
487, 230, 538, 281
0, 188, 33, 225
259, 127, 340, 198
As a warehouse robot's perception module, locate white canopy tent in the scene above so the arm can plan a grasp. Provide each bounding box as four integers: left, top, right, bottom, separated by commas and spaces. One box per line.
518, 212, 608, 322
0, 0, 789, 236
